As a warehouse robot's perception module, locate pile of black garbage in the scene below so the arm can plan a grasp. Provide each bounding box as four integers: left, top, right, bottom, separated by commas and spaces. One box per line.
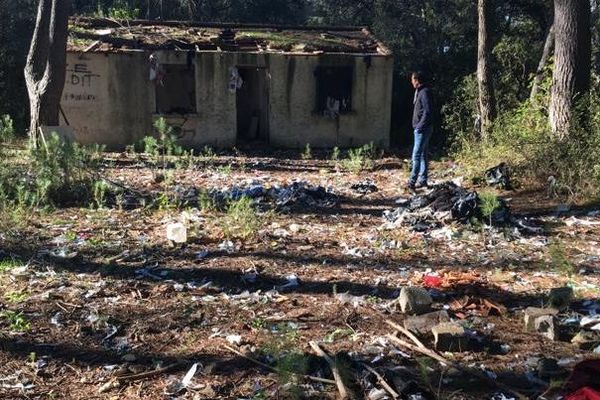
172, 180, 339, 210
383, 181, 542, 234
485, 162, 513, 190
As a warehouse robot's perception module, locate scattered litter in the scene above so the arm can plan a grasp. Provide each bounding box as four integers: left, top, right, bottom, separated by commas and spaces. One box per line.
173, 283, 185, 292
195, 250, 209, 260
242, 272, 258, 283
491, 393, 516, 400
50, 312, 63, 326
48, 249, 78, 259
422, 274, 442, 288
335, 292, 366, 307
226, 334, 242, 345
166, 222, 187, 243
367, 388, 388, 400
351, 180, 378, 195
218, 240, 235, 253
279, 274, 299, 289
135, 267, 164, 280
485, 163, 512, 190
383, 181, 540, 234
164, 362, 200, 396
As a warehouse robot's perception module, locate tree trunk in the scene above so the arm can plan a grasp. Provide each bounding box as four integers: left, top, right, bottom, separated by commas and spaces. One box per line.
24, 0, 71, 146
477, 0, 496, 140
549, 0, 591, 138
530, 24, 555, 101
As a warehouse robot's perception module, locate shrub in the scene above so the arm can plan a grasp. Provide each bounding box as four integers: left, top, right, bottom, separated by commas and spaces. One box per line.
220, 196, 266, 240
300, 143, 312, 160
0, 114, 14, 143
479, 190, 500, 226
340, 142, 379, 174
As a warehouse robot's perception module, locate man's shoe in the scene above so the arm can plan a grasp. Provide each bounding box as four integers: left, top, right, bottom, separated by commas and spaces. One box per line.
415, 182, 428, 189
406, 181, 416, 190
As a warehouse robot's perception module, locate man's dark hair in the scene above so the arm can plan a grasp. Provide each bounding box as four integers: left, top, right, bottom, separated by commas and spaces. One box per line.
412, 71, 429, 84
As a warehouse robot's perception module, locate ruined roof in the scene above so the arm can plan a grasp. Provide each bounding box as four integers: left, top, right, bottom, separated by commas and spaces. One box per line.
68, 17, 391, 55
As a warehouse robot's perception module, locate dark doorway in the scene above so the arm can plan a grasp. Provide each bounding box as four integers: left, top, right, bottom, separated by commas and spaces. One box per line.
236, 67, 269, 143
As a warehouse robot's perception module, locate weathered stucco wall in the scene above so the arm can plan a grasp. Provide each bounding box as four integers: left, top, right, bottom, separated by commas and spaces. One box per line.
268, 54, 392, 148
62, 51, 153, 148
62, 49, 392, 149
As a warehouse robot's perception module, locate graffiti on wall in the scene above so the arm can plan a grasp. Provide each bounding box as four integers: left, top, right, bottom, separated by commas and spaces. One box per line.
63, 62, 100, 102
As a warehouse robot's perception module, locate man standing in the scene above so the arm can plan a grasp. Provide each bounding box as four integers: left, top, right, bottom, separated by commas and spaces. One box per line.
408, 71, 433, 190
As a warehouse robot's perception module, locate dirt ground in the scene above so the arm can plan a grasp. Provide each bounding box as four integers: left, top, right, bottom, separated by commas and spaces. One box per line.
1, 151, 599, 400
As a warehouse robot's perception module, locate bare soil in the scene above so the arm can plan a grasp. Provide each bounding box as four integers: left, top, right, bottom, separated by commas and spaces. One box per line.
1, 152, 598, 399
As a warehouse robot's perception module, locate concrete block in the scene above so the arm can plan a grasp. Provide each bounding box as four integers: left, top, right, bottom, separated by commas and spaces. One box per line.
399, 287, 433, 315
404, 310, 450, 335
534, 315, 558, 341
431, 322, 468, 352
524, 307, 559, 332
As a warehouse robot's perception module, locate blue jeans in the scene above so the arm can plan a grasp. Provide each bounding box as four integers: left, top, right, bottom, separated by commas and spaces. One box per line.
410, 127, 432, 185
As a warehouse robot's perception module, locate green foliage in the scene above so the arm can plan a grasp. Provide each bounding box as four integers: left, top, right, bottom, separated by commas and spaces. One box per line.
154, 192, 172, 211
28, 133, 103, 206
492, 30, 542, 108
2, 310, 31, 332
455, 79, 600, 198
416, 357, 435, 392
215, 164, 233, 176
0, 114, 14, 142
479, 190, 500, 226
261, 323, 308, 399
340, 142, 378, 174
275, 352, 309, 398
330, 146, 340, 162
4, 290, 29, 304
549, 240, 575, 278
142, 136, 159, 156
220, 196, 266, 240
0, 258, 22, 272
442, 74, 479, 149
198, 190, 217, 213
92, 180, 110, 209
300, 143, 312, 160
323, 327, 354, 343
250, 317, 268, 330
95, 1, 140, 19
200, 145, 217, 163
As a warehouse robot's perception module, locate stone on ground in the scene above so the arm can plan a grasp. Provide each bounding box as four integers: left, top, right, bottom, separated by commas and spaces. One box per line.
431, 322, 468, 352
524, 307, 559, 332
398, 287, 433, 315
534, 315, 559, 341
404, 310, 450, 335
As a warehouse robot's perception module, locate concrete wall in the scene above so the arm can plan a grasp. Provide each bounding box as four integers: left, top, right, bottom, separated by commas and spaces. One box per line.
62, 51, 153, 148
62, 49, 393, 150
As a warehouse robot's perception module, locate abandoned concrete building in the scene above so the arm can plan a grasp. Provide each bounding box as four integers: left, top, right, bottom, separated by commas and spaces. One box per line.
62, 18, 393, 149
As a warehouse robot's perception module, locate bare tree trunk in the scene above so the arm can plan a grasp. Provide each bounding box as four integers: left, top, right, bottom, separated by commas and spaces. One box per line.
477, 0, 496, 140
530, 24, 555, 101
549, 0, 591, 138
24, 0, 71, 146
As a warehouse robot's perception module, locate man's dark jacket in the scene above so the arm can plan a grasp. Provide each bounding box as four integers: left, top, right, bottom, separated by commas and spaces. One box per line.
412, 86, 433, 130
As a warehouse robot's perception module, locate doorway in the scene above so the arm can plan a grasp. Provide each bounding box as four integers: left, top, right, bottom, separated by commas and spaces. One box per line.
236, 67, 269, 143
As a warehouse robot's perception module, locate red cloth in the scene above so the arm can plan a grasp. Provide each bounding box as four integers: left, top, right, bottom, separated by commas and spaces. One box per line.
566, 387, 600, 400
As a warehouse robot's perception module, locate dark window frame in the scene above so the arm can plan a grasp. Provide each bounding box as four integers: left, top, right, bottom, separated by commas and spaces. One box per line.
315, 66, 354, 116
155, 63, 197, 115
